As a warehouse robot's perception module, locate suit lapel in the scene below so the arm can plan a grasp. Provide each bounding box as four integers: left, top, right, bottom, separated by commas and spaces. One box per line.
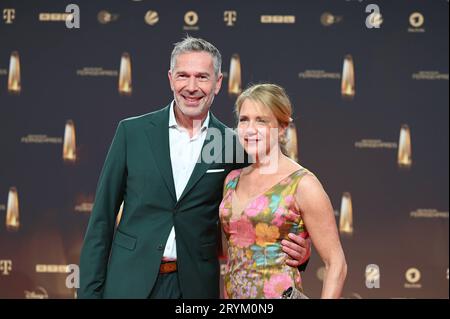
144, 105, 177, 203
177, 113, 227, 204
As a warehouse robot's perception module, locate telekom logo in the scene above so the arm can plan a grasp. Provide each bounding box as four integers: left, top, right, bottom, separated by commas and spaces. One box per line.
0, 260, 12, 275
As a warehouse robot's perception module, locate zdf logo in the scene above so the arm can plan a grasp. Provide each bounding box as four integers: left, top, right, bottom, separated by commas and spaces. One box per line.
365, 4, 383, 29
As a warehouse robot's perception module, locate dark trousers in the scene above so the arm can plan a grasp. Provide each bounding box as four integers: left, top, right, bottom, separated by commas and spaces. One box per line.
148, 272, 182, 299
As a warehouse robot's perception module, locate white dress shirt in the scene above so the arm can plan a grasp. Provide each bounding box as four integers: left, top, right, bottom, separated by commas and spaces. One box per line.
162, 101, 210, 260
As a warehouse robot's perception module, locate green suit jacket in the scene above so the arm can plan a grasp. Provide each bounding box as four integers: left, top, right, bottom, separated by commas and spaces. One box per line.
78, 104, 247, 299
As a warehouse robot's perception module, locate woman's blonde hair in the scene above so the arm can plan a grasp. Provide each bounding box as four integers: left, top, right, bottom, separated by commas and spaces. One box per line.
235, 83, 293, 154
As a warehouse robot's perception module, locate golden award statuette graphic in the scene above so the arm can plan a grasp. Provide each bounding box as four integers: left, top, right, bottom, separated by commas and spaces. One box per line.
339, 192, 353, 235
118, 52, 132, 96
228, 54, 242, 97
6, 187, 20, 231
284, 122, 299, 162
341, 54, 355, 100
398, 124, 412, 168
8, 51, 21, 94
63, 120, 77, 163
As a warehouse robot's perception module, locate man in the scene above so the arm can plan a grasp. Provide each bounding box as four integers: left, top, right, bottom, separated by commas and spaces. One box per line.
78, 37, 310, 299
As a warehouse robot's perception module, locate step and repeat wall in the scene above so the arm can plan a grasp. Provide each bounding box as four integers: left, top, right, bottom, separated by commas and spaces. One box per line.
0, 0, 448, 299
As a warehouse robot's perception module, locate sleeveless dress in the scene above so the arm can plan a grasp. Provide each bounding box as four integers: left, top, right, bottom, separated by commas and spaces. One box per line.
219, 167, 310, 299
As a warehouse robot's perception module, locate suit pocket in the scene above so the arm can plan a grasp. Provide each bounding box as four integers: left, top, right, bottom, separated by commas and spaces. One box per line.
206, 168, 225, 173
200, 242, 218, 260
113, 230, 137, 251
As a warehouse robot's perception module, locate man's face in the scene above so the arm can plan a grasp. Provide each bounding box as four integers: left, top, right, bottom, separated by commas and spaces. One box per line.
168, 51, 223, 119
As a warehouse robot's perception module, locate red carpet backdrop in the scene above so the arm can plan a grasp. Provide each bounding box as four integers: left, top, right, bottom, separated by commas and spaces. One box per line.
0, 0, 448, 298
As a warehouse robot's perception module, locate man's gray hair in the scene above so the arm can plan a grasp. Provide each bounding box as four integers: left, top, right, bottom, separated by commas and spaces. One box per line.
170, 36, 222, 77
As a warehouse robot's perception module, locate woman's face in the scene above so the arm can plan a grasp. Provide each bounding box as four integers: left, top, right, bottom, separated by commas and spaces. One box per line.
237, 98, 284, 160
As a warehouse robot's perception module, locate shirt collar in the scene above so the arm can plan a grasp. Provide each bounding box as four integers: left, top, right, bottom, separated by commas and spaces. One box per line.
169, 100, 210, 132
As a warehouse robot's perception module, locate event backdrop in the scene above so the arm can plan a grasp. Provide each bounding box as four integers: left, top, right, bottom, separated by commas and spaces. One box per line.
0, 0, 448, 299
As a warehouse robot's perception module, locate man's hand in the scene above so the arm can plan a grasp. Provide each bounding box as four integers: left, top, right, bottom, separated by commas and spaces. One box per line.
281, 233, 312, 267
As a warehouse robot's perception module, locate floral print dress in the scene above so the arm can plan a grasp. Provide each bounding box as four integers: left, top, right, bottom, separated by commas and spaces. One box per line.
219, 167, 310, 299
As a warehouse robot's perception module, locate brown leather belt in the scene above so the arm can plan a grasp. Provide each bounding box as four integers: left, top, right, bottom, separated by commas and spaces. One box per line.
159, 261, 177, 274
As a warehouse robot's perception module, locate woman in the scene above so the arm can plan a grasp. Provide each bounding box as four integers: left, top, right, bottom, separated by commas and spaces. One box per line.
219, 83, 347, 299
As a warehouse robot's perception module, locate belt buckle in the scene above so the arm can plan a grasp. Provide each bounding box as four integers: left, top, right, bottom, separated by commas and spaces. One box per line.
159, 261, 177, 274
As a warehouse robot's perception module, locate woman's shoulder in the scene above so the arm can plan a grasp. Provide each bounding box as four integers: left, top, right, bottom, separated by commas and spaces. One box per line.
223, 168, 243, 188
294, 166, 326, 201
283, 159, 312, 179
281, 158, 320, 190
296, 166, 315, 179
